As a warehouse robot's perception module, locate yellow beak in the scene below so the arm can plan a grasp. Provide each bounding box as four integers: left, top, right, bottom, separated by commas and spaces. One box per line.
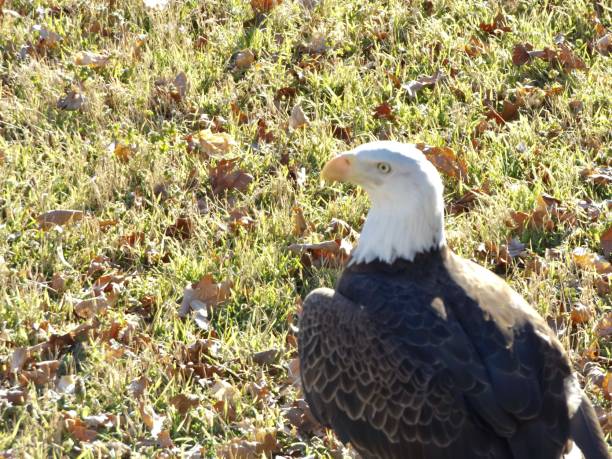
321, 153, 355, 183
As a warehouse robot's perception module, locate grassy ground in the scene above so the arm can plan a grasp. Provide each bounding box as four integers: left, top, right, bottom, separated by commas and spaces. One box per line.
1, 0, 611, 456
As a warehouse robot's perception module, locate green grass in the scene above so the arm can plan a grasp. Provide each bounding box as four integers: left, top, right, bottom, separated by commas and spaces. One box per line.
1, 0, 611, 456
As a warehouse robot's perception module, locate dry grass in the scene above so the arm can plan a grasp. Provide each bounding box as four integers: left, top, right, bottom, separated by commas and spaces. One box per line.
0, 0, 610, 456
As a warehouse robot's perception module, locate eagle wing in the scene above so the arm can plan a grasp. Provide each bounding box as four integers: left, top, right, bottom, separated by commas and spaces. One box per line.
298, 268, 574, 459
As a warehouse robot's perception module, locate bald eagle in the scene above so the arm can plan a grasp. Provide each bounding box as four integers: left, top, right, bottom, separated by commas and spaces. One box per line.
298, 141, 609, 459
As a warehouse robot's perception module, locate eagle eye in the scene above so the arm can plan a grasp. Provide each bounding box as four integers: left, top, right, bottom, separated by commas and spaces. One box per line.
376, 162, 391, 174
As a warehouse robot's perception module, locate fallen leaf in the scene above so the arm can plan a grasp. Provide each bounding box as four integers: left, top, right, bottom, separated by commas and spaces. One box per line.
139, 402, 166, 440
581, 166, 612, 186
108, 142, 134, 162
292, 205, 308, 237
601, 226, 612, 258
179, 275, 233, 317
57, 88, 85, 111
256, 118, 274, 143
9, 348, 29, 373
128, 376, 150, 398
211, 379, 239, 406
250, 0, 282, 13
479, 13, 511, 35
402, 70, 445, 99
287, 357, 301, 387
252, 349, 279, 365
233, 49, 255, 70
31, 24, 62, 50
66, 417, 97, 442
0, 388, 27, 405
75, 51, 110, 68
288, 239, 352, 268
372, 102, 395, 121
228, 208, 255, 232
20, 360, 60, 385
289, 104, 309, 129
594, 33, 612, 56
74, 296, 109, 319
331, 123, 352, 142
165, 216, 194, 240
38, 209, 85, 230
189, 129, 236, 158
83, 413, 116, 429
596, 313, 612, 337
570, 303, 592, 324
170, 393, 200, 416
172, 71, 188, 101
512, 42, 586, 72
573, 247, 612, 274
209, 159, 254, 195
416, 145, 467, 180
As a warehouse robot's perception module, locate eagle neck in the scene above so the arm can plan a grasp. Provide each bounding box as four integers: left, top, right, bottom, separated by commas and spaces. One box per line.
350, 204, 445, 265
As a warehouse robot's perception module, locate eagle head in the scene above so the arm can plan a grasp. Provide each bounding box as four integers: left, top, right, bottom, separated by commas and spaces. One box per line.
322, 141, 446, 264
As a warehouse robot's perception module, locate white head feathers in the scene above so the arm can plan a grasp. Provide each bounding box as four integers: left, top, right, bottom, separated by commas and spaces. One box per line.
321, 141, 446, 265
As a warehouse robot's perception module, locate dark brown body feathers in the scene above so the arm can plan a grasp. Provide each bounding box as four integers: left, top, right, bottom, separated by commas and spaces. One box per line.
299, 247, 609, 459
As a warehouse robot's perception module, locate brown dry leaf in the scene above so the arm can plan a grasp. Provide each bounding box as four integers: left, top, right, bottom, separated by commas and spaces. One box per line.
595, 33, 612, 56
289, 104, 309, 130
190, 129, 236, 158
402, 70, 446, 99
32, 24, 62, 50
572, 248, 612, 274
581, 166, 612, 186
325, 218, 359, 239
287, 357, 301, 387
66, 417, 97, 442
9, 348, 29, 373
179, 275, 233, 317
250, 0, 282, 13
38, 209, 85, 230
601, 226, 612, 258
512, 42, 586, 72
331, 123, 352, 142
209, 159, 254, 195
20, 360, 60, 385
75, 51, 110, 68
596, 313, 612, 337
486, 100, 520, 125
139, 402, 172, 447
570, 303, 592, 325
252, 349, 279, 365
57, 88, 85, 111
449, 187, 487, 214
109, 142, 134, 163
256, 118, 274, 143
288, 239, 352, 268
292, 205, 308, 237
372, 102, 395, 121
217, 439, 259, 459
233, 49, 255, 70
228, 208, 256, 232
557, 43, 587, 72
0, 388, 27, 406
74, 296, 109, 319
83, 413, 116, 429
170, 393, 200, 416
479, 13, 511, 35
464, 36, 488, 58
128, 375, 150, 398
417, 145, 468, 181
165, 216, 194, 240
211, 379, 239, 406
172, 71, 188, 101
